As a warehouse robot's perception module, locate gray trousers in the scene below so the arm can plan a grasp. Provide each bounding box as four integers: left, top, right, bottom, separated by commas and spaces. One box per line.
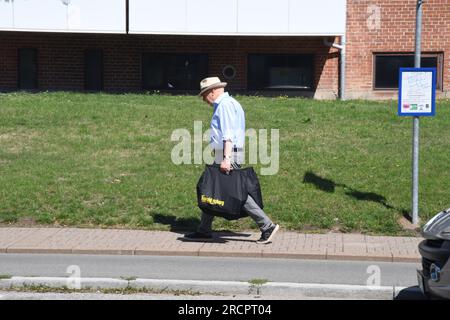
198, 195, 274, 234
198, 147, 273, 233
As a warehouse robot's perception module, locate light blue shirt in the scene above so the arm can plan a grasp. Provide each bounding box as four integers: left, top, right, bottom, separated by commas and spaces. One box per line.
210, 92, 245, 150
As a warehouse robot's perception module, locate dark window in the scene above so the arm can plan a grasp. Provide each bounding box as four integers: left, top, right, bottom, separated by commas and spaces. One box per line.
142, 53, 208, 90
18, 48, 37, 90
248, 54, 314, 90
374, 54, 443, 90
85, 49, 103, 91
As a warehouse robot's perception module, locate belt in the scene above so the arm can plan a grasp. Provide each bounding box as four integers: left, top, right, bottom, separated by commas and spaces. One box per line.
215, 148, 243, 153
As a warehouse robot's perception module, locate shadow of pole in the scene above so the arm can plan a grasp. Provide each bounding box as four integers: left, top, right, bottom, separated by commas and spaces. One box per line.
302, 171, 410, 216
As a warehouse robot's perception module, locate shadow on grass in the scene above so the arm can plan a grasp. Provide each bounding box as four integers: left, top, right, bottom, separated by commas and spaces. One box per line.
303, 171, 409, 216
302, 172, 335, 193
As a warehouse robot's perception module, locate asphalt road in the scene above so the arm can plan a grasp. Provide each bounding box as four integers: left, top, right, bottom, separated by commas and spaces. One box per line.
0, 253, 420, 287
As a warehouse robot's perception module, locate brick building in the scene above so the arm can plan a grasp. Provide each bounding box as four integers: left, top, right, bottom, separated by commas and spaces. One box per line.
0, 0, 448, 99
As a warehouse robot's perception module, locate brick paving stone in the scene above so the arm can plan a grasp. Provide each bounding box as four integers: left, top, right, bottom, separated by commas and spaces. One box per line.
328, 238, 370, 261
0, 227, 423, 261
198, 240, 263, 258
327, 252, 370, 261
392, 254, 421, 263
6, 228, 63, 253
326, 233, 344, 243
134, 231, 204, 256
0, 228, 41, 252
342, 234, 366, 243
262, 246, 327, 260
70, 229, 136, 254
391, 246, 422, 263
366, 244, 393, 261
30, 228, 100, 253
342, 243, 367, 253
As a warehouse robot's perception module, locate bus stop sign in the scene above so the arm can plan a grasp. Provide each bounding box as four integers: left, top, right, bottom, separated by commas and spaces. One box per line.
398, 67, 436, 117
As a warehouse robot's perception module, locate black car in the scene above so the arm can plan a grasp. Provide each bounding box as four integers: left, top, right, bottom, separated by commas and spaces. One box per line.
417, 208, 450, 299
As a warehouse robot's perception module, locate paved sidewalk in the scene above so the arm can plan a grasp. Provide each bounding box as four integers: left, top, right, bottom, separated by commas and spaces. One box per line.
0, 227, 422, 262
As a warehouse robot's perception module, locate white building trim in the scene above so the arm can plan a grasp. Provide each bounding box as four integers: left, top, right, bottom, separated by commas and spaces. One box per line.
129, 0, 347, 36
0, 0, 347, 36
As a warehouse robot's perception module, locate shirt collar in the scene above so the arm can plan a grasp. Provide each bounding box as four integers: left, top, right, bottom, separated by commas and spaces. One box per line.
213, 92, 229, 108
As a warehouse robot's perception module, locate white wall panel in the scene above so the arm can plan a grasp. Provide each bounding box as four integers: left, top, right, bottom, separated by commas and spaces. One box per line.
289, 0, 346, 35
129, 0, 346, 36
0, 0, 125, 33
14, 0, 67, 31
129, 0, 187, 33
186, 0, 237, 33
237, 0, 289, 34
0, 0, 14, 29
2, 0, 346, 35
68, 0, 125, 32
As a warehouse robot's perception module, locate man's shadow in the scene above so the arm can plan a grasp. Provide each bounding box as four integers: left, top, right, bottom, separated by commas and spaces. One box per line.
302, 171, 410, 217
153, 213, 254, 243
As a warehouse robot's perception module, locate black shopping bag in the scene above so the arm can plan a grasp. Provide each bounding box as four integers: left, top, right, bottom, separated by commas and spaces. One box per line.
242, 167, 264, 210
196, 165, 248, 220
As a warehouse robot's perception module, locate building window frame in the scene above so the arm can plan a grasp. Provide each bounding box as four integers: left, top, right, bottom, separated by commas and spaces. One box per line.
84, 48, 104, 91
18, 48, 38, 90
141, 53, 208, 91
247, 53, 315, 91
373, 52, 444, 91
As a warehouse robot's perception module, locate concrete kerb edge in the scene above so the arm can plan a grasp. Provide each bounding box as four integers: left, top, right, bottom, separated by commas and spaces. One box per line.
0, 277, 402, 299
0, 277, 130, 290
0, 247, 414, 263
130, 278, 251, 295
261, 282, 401, 300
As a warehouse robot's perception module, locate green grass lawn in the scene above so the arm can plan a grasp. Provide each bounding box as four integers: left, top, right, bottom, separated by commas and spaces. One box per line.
1, 92, 449, 236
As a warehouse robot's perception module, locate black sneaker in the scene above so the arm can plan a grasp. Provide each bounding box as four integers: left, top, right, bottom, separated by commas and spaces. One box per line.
256, 224, 279, 244
182, 231, 213, 241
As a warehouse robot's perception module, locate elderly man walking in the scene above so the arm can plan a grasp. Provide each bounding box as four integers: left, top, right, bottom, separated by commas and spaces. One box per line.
184, 77, 279, 244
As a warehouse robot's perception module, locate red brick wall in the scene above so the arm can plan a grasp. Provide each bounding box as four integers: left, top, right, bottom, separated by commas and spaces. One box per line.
2, 0, 447, 100
346, 0, 450, 99
0, 32, 339, 98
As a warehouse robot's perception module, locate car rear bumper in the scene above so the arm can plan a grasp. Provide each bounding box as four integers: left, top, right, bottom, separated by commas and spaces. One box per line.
418, 239, 450, 299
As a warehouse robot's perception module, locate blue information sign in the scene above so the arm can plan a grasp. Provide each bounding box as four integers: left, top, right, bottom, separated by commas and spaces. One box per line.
398, 68, 436, 116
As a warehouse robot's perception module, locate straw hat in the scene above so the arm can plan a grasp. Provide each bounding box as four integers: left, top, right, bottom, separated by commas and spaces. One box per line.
198, 77, 227, 96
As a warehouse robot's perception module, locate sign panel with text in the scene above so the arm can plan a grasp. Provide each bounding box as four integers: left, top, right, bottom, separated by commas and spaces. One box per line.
398, 68, 436, 116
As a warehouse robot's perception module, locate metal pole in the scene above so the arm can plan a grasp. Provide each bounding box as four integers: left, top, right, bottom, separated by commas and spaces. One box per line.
340, 34, 346, 101
412, 0, 423, 225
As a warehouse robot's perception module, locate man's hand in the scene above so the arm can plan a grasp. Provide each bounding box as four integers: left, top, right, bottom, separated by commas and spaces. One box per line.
220, 158, 232, 173
221, 140, 233, 174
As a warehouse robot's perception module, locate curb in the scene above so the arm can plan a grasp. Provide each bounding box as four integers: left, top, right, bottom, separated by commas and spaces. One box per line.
1, 248, 421, 263
0, 277, 402, 300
